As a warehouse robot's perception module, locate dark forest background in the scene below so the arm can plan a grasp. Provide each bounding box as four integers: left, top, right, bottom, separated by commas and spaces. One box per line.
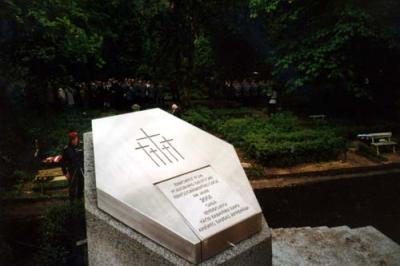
1, 2, 400, 265
1, 0, 400, 185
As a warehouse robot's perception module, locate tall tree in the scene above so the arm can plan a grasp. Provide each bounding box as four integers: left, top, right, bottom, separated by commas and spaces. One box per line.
1, 0, 104, 107
249, 0, 400, 110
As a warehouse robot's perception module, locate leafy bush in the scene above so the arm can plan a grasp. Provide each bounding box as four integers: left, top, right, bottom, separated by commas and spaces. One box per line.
174, 108, 346, 166
13, 169, 33, 182
242, 133, 345, 166
30, 109, 120, 157
181, 107, 216, 130
219, 112, 346, 167
182, 107, 256, 132
266, 112, 301, 132
211, 108, 255, 118
215, 118, 256, 144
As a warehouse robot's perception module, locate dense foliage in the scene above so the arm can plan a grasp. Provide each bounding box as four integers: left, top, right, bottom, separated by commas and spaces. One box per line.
0, 0, 399, 182
0, 0, 256, 105
183, 109, 346, 166
249, 0, 400, 111
1, 0, 399, 105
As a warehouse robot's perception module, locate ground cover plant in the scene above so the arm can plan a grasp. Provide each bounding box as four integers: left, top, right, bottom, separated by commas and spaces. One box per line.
183, 108, 346, 167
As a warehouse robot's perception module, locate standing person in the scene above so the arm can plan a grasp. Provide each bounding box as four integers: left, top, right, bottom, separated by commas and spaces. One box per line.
170, 80, 180, 102
171, 103, 181, 118
224, 80, 231, 99
121, 78, 130, 109
268, 89, 278, 114
61, 131, 84, 202
79, 83, 88, 109
46, 84, 55, 107
242, 79, 250, 97
250, 79, 257, 97
65, 88, 75, 107
232, 80, 241, 99
57, 88, 67, 106
153, 82, 161, 106
157, 81, 166, 106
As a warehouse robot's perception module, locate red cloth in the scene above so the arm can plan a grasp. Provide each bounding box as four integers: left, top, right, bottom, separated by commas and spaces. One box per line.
42, 155, 62, 163
68, 131, 78, 139
54, 155, 62, 163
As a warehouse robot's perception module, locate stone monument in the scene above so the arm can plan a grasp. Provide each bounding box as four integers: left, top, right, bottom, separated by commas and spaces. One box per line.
85, 108, 271, 265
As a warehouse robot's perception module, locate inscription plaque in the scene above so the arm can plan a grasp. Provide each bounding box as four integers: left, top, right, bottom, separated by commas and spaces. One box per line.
157, 166, 257, 240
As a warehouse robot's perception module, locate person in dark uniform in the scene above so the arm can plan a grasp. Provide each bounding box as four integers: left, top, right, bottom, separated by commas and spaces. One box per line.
61, 131, 84, 202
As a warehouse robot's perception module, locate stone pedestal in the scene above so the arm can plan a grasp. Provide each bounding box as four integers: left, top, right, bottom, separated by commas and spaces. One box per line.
84, 132, 272, 265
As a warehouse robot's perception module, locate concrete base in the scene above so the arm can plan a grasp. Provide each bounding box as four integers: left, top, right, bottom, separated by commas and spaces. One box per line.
272, 226, 400, 265
84, 132, 272, 266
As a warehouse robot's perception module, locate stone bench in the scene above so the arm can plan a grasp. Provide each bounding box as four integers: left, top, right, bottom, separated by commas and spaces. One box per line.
359, 132, 397, 156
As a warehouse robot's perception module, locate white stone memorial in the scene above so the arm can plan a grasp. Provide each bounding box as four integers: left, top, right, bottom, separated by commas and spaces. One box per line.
91, 108, 265, 263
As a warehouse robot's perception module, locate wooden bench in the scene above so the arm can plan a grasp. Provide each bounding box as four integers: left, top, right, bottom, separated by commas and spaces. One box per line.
308, 114, 327, 120
34, 167, 64, 193
360, 132, 397, 156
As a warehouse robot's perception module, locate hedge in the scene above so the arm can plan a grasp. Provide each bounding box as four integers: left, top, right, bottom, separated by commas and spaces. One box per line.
219, 114, 346, 167
183, 109, 346, 167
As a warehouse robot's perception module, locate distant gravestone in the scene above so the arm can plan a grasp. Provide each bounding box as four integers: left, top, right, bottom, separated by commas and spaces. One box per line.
90, 108, 269, 264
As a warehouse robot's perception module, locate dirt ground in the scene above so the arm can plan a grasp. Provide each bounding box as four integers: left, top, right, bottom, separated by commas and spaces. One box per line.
2, 198, 68, 220
238, 149, 400, 189
0, 198, 69, 266
264, 152, 400, 176
251, 167, 400, 189
239, 150, 400, 177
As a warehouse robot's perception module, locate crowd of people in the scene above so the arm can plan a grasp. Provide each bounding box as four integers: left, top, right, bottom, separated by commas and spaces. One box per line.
56, 78, 169, 110
54, 77, 278, 111
226, 79, 267, 98
225, 79, 278, 111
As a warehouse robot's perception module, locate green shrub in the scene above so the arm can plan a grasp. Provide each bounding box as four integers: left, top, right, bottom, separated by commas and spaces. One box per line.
182, 107, 216, 130
216, 117, 257, 144
182, 107, 256, 132
242, 137, 345, 167
13, 169, 33, 182
266, 112, 301, 132
184, 108, 347, 167
219, 112, 346, 167
211, 107, 254, 118
29, 110, 120, 157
